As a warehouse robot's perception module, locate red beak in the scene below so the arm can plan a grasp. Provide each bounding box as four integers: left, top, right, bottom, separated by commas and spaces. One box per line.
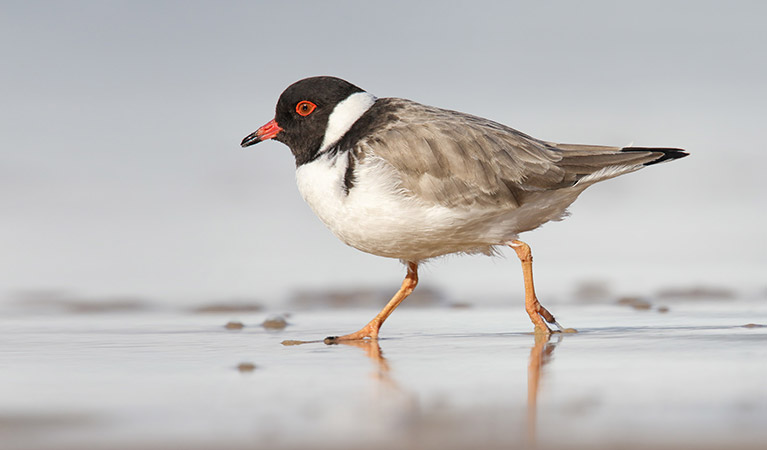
241, 119, 283, 147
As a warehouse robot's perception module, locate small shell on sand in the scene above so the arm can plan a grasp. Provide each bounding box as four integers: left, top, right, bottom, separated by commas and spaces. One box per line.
224, 321, 245, 330
262, 316, 288, 330
236, 362, 256, 372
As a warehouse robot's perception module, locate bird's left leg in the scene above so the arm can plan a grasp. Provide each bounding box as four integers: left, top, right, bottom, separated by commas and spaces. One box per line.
325, 262, 418, 344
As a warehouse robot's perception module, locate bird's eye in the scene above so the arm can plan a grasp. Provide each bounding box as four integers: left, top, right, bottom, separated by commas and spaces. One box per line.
296, 101, 317, 117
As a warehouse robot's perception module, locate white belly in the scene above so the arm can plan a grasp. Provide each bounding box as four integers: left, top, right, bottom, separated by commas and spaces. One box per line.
297, 153, 488, 261
295, 152, 582, 261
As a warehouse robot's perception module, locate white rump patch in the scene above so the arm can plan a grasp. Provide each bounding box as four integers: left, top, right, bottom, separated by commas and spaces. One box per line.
319, 91, 377, 153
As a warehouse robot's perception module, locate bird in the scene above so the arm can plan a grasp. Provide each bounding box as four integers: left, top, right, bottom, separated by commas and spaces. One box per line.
241, 76, 688, 342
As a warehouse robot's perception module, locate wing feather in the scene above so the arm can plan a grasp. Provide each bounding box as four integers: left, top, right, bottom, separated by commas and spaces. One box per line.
354, 98, 678, 208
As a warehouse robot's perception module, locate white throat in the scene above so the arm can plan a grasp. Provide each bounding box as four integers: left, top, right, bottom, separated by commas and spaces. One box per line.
319, 91, 377, 153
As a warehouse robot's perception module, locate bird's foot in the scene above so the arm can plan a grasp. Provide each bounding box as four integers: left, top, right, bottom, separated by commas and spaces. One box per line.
533, 320, 577, 335
530, 301, 578, 334
324, 321, 380, 344
541, 316, 578, 334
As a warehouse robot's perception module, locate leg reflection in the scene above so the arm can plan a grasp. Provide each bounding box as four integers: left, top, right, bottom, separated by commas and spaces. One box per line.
527, 332, 560, 448
283, 338, 398, 389
327, 339, 395, 387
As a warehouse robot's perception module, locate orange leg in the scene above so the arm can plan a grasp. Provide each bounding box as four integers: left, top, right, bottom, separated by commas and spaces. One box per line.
509, 240, 563, 335
324, 262, 418, 343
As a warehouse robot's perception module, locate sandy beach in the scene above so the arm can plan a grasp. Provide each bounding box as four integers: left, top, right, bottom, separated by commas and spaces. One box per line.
2, 293, 765, 450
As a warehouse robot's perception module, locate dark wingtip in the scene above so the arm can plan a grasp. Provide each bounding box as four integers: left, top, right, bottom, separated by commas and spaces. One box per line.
621, 147, 689, 166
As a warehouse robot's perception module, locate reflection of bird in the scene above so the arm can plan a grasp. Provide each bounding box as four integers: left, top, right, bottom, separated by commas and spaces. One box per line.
527, 333, 560, 447
242, 76, 688, 340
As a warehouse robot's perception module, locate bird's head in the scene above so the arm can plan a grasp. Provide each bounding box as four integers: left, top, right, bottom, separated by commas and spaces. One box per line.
241, 76, 374, 166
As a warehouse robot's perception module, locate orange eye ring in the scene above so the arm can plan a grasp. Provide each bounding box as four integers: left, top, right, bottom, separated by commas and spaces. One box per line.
296, 100, 317, 116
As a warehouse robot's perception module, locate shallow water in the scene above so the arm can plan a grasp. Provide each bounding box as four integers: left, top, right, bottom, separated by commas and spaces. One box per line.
2, 300, 766, 450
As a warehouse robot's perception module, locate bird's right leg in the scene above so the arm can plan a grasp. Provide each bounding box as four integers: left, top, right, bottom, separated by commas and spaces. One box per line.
509, 240, 564, 335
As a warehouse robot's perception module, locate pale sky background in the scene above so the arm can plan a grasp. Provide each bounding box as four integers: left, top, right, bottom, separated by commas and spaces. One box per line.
2, 1, 766, 306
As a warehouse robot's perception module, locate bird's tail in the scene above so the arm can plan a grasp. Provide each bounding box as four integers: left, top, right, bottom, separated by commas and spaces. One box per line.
548, 143, 689, 186
619, 147, 689, 166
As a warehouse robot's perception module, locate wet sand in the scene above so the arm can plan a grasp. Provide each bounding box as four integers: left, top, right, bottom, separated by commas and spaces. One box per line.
2, 298, 766, 450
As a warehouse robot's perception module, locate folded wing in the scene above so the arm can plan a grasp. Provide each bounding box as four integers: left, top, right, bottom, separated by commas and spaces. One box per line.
357, 98, 686, 209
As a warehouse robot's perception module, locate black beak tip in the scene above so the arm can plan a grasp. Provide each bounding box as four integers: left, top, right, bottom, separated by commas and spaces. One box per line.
240, 132, 260, 148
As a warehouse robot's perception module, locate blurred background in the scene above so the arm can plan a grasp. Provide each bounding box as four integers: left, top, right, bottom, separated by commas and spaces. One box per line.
2, 0, 766, 309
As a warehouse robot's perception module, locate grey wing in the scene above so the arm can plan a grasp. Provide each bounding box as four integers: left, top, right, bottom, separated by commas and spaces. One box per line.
361, 99, 668, 209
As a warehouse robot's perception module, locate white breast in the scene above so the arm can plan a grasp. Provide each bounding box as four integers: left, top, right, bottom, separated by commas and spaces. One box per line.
296, 152, 502, 261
